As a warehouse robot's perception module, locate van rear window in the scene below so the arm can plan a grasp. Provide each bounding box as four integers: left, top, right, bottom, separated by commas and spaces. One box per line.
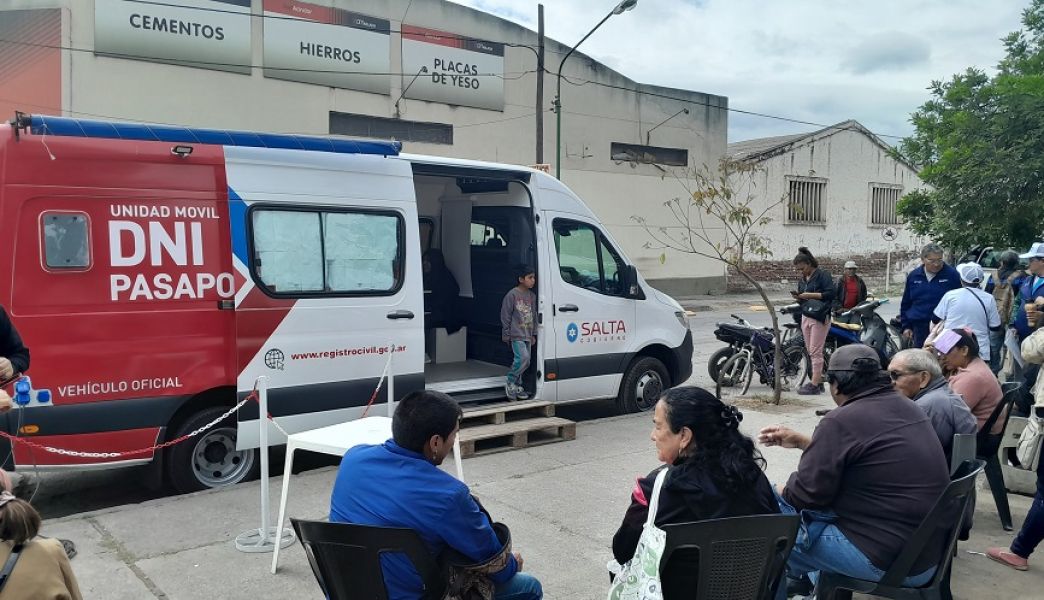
41, 212, 91, 270
249, 207, 404, 297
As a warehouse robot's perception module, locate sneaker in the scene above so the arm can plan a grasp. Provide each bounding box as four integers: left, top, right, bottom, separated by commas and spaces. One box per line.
515, 386, 530, 401
987, 547, 1029, 571
505, 383, 517, 400
797, 383, 822, 396
785, 575, 814, 598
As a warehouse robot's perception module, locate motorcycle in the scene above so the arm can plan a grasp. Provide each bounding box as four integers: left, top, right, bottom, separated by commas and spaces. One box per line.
780, 297, 901, 367
708, 314, 757, 383
709, 314, 804, 383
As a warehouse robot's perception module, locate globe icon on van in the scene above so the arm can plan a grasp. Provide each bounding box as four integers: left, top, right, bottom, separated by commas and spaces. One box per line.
264, 348, 285, 370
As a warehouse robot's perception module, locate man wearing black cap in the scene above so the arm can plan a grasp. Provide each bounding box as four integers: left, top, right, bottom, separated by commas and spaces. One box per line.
759, 345, 949, 597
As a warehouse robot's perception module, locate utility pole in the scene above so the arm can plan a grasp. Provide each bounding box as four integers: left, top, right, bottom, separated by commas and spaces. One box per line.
536, 4, 545, 164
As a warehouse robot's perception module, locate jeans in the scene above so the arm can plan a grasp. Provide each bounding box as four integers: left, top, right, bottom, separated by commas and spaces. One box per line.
494, 572, 543, 600
506, 341, 531, 387
774, 492, 935, 600
909, 320, 932, 350
1011, 452, 1044, 558
989, 329, 1006, 374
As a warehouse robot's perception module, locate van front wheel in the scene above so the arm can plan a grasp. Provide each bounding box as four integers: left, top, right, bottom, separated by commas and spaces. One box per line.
617, 357, 669, 414
166, 406, 258, 494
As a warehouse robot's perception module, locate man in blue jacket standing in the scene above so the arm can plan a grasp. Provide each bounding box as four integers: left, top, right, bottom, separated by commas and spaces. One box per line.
1012, 242, 1044, 341
330, 390, 542, 600
900, 243, 961, 348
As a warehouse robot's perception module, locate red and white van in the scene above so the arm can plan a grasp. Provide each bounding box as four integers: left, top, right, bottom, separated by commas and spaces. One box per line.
0, 114, 692, 492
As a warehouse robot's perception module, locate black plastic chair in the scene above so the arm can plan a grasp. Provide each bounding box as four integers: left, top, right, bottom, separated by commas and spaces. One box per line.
292, 518, 446, 600
976, 381, 1021, 531
815, 459, 986, 600
659, 514, 800, 600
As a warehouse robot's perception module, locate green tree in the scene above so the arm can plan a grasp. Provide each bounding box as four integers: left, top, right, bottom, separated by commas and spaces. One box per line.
634, 158, 790, 404
898, 0, 1044, 249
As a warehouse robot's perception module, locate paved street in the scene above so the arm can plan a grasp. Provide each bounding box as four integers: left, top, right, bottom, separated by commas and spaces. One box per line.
32, 292, 1041, 600
28, 292, 899, 518
42, 373, 1044, 599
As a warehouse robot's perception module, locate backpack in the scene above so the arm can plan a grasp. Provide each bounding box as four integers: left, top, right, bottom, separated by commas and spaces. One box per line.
993, 273, 1019, 325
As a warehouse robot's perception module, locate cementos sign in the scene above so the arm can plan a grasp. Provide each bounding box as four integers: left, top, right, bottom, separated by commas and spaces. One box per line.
262, 0, 391, 94
95, 0, 252, 74
401, 25, 505, 112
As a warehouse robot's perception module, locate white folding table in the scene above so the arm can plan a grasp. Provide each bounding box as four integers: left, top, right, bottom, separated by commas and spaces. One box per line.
270, 415, 464, 573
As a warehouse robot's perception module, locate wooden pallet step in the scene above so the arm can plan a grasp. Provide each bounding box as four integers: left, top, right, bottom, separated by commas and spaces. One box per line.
460, 400, 555, 425
457, 417, 576, 458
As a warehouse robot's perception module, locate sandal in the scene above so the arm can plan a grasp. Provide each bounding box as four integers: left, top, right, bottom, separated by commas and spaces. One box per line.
987, 547, 1028, 571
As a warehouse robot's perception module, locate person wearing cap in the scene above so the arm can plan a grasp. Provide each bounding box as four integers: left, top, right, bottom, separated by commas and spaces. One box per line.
900, 243, 962, 349
932, 262, 1002, 363
1013, 242, 1044, 341
833, 260, 868, 314
759, 345, 949, 597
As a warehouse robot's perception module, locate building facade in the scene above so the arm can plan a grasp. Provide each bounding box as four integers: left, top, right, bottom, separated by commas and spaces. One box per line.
0, 0, 730, 295
727, 120, 927, 291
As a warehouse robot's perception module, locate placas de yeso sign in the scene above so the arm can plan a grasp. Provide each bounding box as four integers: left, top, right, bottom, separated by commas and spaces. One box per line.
262, 0, 391, 94
401, 25, 505, 112
94, 0, 252, 74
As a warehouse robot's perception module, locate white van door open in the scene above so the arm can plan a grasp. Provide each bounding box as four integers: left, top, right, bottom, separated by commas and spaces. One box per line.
546, 214, 636, 402
228, 149, 425, 448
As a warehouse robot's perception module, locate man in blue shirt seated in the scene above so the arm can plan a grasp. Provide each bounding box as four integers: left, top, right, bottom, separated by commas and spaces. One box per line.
330, 390, 543, 600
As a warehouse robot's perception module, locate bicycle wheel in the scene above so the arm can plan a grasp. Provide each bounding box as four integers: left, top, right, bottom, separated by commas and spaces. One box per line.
717, 350, 751, 401
780, 344, 811, 391
740, 353, 756, 395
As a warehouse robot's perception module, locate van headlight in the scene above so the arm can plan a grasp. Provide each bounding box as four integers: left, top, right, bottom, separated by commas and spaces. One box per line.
675, 311, 690, 330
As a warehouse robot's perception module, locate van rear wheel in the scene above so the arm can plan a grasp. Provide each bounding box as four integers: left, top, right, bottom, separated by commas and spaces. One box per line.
617, 357, 669, 414
166, 406, 258, 494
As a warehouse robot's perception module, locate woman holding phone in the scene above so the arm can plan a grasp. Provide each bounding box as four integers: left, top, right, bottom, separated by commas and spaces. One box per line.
792, 247, 834, 395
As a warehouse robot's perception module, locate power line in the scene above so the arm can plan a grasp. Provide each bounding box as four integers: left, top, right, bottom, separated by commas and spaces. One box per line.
119, 0, 544, 51
557, 74, 906, 140
0, 35, 906, 140
0, 38, 535, 79
0, 97, 550, 134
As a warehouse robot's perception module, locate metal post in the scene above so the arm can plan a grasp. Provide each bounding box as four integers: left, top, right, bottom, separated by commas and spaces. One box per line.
387, 343, 395, 417
886, 248, 892, 296
258, 376, 270, 542
536, 4, 545, 164
235, 376, 295, 554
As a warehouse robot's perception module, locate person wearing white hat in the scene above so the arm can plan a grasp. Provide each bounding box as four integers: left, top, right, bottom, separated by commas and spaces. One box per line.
834, 260, 868, 313
1013, 242, 1044, 341
932, 262, 1002, 362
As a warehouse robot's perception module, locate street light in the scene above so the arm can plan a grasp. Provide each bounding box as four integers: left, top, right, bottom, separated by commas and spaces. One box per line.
554, 0, 638, 179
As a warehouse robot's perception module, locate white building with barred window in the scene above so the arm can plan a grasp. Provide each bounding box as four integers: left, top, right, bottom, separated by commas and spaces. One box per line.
726, 120, 928, 289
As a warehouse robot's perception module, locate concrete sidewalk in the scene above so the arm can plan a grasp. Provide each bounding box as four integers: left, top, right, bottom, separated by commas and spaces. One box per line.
47, 393, 1044, 599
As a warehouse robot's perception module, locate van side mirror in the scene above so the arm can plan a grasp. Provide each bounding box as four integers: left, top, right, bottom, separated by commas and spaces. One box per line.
622, 265, 643, 299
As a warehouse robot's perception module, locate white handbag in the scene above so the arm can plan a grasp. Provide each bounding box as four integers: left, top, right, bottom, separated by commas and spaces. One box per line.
1017, 413, 1044, 471
607, 468, 669, 600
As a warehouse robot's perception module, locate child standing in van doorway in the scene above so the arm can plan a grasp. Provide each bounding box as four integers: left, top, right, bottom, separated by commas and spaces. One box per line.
501, 265, 537, 400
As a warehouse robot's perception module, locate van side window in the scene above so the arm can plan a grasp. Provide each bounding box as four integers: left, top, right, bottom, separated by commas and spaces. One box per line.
41, 212, 90, 270
470, 220, 508, 248
251, 208, 403, 296
553, 219, 626, 296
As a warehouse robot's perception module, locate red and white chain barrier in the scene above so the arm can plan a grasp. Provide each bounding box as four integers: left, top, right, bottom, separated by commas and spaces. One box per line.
0, 345, 396, 461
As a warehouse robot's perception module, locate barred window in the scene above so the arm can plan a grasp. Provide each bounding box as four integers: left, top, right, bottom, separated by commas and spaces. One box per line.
870, 185, 903, 225
786, 178, 826, 224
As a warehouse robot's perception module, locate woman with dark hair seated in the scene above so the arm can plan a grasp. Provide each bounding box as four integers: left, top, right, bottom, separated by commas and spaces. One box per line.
611, 386, 779, 597
937, 328, 1004, 433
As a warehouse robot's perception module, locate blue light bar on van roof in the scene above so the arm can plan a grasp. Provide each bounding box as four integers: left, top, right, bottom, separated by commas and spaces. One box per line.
27, 115, 402, 157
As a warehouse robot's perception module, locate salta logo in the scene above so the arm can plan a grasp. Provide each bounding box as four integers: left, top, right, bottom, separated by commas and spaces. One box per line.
566, 323, 580, 343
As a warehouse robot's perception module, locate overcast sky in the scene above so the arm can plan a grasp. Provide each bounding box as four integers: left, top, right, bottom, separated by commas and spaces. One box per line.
449, 0, 1027, 144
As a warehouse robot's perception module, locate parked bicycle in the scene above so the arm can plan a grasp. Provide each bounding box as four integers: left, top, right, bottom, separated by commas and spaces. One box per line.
709, 313, 803, 383
716, 327, 810, 399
